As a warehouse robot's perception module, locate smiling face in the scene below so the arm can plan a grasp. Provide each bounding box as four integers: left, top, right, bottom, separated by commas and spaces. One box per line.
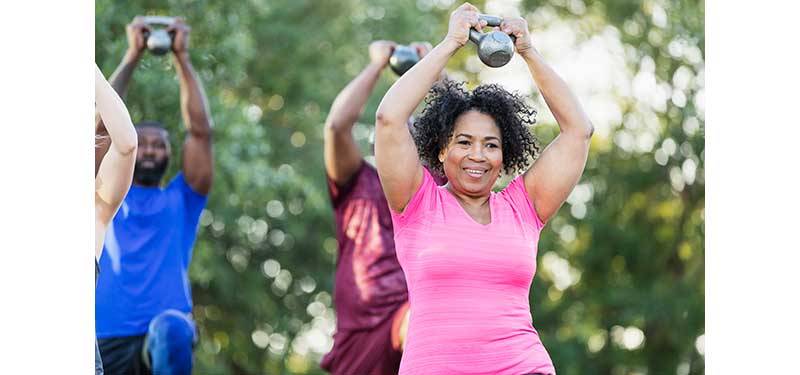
439, 110, 503, 198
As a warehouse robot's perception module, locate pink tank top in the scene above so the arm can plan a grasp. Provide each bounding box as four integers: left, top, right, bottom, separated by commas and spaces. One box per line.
390, 168, 556, 375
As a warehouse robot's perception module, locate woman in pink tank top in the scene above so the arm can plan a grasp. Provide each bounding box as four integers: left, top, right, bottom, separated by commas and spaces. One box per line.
373, 3, 594, 374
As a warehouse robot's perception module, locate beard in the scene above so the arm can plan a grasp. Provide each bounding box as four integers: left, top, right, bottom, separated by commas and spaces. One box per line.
133, 157, 169, 186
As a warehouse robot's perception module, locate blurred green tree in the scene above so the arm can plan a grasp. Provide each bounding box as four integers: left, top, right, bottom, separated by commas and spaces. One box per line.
96, 0, 703, 373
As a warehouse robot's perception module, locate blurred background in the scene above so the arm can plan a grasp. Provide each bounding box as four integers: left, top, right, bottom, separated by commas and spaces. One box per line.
95, 0, 704, 374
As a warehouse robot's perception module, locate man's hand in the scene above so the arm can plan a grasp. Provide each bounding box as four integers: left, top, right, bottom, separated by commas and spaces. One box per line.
409, 41, 433, 59
369, 40, 397, 68
169, 17, 191, 55
125, 16, 148, 59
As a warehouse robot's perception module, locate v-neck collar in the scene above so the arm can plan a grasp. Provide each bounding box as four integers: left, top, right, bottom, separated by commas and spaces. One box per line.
442, 186, 494, 227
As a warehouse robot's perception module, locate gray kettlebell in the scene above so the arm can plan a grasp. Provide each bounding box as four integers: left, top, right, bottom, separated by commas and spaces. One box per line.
389, 45, 421, 76
469, 15, 516, 68
142, 16, 176, 56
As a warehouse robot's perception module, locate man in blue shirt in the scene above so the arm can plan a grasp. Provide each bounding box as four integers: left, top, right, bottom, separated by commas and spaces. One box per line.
94, 16, 213, 375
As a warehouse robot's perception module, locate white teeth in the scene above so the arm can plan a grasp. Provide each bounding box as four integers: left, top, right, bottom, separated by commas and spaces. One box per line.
465, 169, 484, 176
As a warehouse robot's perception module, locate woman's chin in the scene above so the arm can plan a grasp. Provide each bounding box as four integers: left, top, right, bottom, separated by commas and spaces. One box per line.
454, 178, 494, 196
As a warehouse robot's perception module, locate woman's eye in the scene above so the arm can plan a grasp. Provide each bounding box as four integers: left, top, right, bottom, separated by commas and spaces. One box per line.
487, 143, 498, 148
458, 140, 470, 146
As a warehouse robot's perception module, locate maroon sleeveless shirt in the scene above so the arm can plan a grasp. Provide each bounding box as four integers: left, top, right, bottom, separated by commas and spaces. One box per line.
327, 162, 407, 331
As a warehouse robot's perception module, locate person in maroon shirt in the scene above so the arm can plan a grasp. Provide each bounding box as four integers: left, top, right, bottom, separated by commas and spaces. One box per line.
321, 40, 444, 375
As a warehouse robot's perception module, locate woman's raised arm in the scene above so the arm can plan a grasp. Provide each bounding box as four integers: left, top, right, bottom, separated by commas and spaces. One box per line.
374, 2, 485, 212
95, 64, 137, 229
503, 17, 594, 223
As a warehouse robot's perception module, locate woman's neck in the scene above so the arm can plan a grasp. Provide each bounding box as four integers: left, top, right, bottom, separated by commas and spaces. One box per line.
445, 184, 490, 208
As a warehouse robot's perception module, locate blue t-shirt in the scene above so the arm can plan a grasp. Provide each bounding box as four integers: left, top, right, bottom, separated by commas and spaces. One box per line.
95, 172, 207, 338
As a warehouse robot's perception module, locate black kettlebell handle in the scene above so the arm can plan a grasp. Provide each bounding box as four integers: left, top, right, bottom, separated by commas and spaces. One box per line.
469, 15, 516, 44
142, 16, 176, 27
141, 15, 176, 38
479, 14, 503, 27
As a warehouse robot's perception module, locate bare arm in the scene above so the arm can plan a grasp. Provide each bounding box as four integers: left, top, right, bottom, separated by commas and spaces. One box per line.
502, 17, 594, 223
324, 41, 395, 187
95, 17, 147, 176
95, 64, 137, 229
375, 4, 484, 212
171, 18, 214, 195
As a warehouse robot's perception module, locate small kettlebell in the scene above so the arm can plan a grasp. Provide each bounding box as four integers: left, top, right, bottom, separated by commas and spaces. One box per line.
469, 15, 516, 68
389, 45, 420, 76
142, 16, 176, 56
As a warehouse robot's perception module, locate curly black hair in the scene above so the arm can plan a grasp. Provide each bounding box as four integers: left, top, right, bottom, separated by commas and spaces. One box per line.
412, 79, 540, 176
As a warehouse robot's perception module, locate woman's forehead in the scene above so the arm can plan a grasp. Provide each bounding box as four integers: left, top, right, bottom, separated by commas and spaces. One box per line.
453, 111, 500, 138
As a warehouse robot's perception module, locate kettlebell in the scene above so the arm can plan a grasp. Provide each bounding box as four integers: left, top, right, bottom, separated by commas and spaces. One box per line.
389, 45, 420, 76
469, 15, 516, 68
142, 16, 176, 56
